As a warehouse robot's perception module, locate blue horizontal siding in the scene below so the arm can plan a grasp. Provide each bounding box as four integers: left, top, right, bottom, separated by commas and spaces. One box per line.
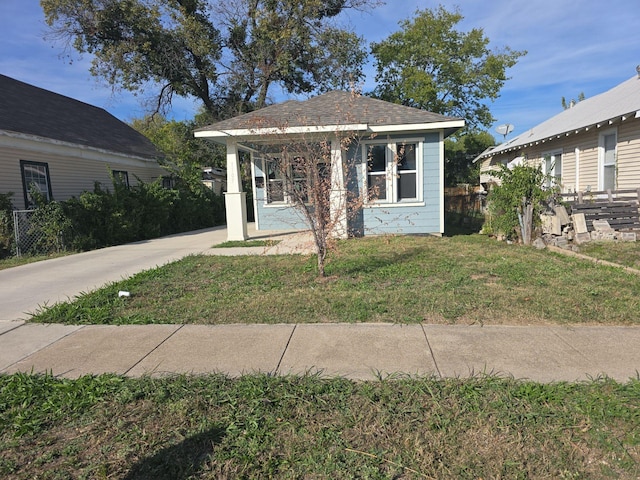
251, 131, 442, 235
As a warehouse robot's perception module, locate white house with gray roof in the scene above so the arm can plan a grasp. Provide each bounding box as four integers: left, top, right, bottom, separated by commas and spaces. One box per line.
195, 91, 464, 240
0, 74, 166, 210
476, 70, 640, 194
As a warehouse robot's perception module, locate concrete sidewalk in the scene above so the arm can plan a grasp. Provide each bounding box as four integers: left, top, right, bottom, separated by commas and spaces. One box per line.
1, 322, 639, 383
1, 225, 638, 383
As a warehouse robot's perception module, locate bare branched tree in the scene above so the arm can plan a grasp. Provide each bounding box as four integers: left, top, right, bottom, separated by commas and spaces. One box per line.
249, 92, 368, 277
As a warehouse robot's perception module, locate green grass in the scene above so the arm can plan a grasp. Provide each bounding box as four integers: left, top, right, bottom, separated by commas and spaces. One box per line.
212, 239, 280, 248
0, 251, 73, 271
1, 373, 638, 479
578, 241, 640, 270
29, 234, 640, 325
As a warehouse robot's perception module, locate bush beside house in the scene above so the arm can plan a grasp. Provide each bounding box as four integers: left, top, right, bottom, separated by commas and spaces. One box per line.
1, 176, 225, 258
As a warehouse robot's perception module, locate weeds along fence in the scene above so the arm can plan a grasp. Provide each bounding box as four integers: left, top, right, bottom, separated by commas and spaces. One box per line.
12, 209, 66, 257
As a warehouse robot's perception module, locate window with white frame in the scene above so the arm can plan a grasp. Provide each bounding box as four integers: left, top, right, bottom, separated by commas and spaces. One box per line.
20, 160, 52, 207
291, 156, 309, 203
264, 156, 323, 205
600, 130, 617, 191
543, 151, 562, 188
265, 158, 285, 203
365, 141, 420, 203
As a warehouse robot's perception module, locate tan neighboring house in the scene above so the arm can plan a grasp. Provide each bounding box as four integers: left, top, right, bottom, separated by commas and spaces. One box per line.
0, 74, 166, 210
476, 70, 640, 194
202, 166, 227, 195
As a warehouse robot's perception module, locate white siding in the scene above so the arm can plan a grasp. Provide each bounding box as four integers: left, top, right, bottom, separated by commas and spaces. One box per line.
479, 116, 640, 193
0, 134, 166, 210
617, 118, 640, 189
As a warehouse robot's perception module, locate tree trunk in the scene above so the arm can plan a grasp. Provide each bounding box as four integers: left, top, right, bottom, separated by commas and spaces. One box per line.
519, 197, 533, 245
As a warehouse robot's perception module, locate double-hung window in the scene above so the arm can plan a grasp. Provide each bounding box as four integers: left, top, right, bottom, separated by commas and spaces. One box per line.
112, 170, 130, 187
20, 160, 52, 208
365, 141, 420, 203
291, 156, 309, 203
265, 158, 285, 204
397, 143, 418, 200
600, 130, 617, 190
366, 144, 388, 201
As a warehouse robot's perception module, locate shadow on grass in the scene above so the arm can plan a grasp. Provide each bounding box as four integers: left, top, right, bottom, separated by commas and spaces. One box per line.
331, 246, 426, 276
444, 212, 484, 237
123, 427, 225, 480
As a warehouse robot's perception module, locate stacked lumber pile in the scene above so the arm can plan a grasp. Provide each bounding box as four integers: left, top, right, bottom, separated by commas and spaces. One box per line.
569, 202, 640, 232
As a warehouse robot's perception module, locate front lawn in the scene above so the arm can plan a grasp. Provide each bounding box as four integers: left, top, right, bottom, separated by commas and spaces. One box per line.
29, 234, 640, 325
1, 373, 638, 479
578, 241, 640, 270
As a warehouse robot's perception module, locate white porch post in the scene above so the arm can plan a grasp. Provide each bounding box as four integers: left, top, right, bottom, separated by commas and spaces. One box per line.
330, 136, 348, 239
224, 139, 248, 241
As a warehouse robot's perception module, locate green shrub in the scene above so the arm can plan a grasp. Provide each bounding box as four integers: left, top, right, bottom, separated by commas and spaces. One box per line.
486, 164, 556, 242
0, 193, 15, 259
28, 199, 72, 254
68, 174, 225, 250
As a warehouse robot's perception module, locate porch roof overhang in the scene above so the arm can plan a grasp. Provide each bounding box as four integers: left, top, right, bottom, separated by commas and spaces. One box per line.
194, 119, 465, 146
194, 91, 465, 148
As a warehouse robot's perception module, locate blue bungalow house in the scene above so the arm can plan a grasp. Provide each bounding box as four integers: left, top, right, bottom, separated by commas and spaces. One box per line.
195, 91, 464, 241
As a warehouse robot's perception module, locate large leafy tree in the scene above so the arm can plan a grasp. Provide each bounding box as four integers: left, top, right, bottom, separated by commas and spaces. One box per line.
130, 114, 223, 170
444, 130, 494, 186
41, 0, 370, 119
370, 5, 525, 129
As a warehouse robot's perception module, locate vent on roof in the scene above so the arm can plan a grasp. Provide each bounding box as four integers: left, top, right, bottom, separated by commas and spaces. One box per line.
637, 65, 640, 78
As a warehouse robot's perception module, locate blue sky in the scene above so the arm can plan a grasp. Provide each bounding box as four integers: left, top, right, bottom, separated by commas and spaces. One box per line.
1, 0, 639, 140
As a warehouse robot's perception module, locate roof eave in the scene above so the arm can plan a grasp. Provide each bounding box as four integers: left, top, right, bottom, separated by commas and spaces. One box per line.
194, 123, 369, 140
0, 129, 161, 162
195, 119, 465, 143
478, 109, 640, 161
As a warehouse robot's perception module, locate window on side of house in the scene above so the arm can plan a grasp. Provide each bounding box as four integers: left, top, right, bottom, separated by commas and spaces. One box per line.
265, 158, 285, 204
20, 160, 52, 208
366, 144, 388, 201
543, 151, 562, 188
365, 140, 420, 204
263, 156, 328, 205
397, 143, 418, 200
112, 170, 130, 187
600, 131, 617, 191
291, 156, 309, 203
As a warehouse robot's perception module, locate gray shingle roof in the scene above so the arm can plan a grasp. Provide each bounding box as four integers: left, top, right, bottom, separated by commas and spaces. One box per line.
0, 74, 161, 160
195, 91, 462, 134
480, 74, 640, 159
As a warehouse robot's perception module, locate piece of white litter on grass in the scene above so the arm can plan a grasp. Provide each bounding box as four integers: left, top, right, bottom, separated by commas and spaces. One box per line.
118, 291, 131, 298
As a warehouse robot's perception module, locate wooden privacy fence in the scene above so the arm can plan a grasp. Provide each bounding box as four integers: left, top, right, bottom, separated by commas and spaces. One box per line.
444, 185, 485, 215
559, 188, 640, 232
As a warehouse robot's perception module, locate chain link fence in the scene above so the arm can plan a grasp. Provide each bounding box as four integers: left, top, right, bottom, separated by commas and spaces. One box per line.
12, 209, 65, 257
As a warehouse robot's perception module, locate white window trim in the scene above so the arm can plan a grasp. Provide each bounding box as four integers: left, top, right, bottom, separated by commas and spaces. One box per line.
261, 156, 320, 207
263, 157, 288, 206
542, 150, 562, 189
598, 128, 617, 191
362, 137, 424, 206
20, 160, 52, 208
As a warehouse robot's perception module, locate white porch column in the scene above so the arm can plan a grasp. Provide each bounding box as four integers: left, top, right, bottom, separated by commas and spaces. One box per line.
224, 139, 248, 241
330, 136, 348, 239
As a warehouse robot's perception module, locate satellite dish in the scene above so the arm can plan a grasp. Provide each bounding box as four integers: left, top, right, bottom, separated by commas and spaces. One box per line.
496, 124, 514, 140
